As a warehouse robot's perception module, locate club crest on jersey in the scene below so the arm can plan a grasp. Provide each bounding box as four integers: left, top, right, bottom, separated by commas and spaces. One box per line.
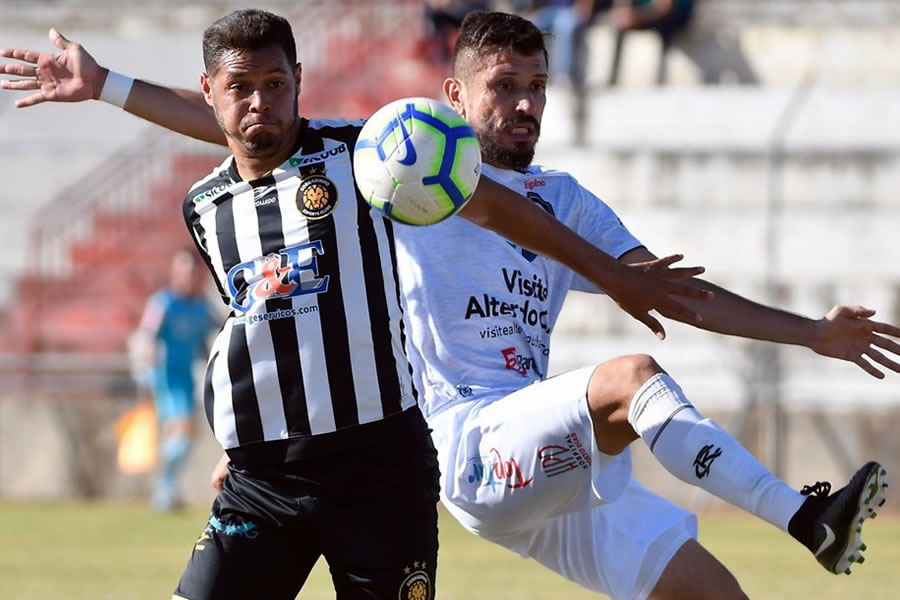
226, 241, 329, 313
296, 174, 338, 219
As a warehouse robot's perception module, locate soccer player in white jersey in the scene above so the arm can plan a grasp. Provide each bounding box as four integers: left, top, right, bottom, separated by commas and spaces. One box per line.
389, 12, 894, 599
3, 10, 897, 600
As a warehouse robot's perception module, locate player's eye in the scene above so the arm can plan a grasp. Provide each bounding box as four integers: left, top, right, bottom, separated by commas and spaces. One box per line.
269, 80, 285, 88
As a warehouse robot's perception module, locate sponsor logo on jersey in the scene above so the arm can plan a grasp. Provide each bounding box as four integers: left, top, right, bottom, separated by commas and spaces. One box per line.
466, 448, 533, 490
538, 432, 591, 478
287, 143, 348, 168
501, 347, 543, 378
399, 564, 431, 600
192, 183, 230, 207
297, 174, 339, 219
524, 178, 545, 190
464, 295, 550, 333
252, 184, 278, 207
226, 240, 329, 313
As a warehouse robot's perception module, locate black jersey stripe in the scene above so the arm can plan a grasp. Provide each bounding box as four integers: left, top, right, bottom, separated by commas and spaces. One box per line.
355, 185, 404, 416
227, 323, 265, 443
214, 193, 265, 444
317, 123, 406, 415
384, 219, 418, 403
253, 178, 313, 438
301, 129, 359, 429
202, 351, 219, 434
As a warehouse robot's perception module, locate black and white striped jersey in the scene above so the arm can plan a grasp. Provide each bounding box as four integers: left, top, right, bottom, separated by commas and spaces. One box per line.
183, 118, 416, 465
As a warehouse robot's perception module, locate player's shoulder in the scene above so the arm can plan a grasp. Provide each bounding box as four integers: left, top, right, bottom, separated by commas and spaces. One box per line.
307, 117, 366, 145
184, 156, 234, 211
523, 163, 577, 183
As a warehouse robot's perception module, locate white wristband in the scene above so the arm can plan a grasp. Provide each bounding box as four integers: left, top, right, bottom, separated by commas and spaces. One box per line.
99, 71, 134, 108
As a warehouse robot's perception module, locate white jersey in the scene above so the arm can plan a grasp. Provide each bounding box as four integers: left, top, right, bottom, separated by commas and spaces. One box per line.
396, 164, 642, 418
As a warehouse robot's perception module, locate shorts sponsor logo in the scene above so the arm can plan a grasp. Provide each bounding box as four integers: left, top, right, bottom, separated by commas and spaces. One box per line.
226, 241, 329, 314
501, 347, 543, 378
538, 432, 591, 478
208, 513, 259, 539
693, 444, 722, 479
399, 562, 431, 600
466, 448, 533, 490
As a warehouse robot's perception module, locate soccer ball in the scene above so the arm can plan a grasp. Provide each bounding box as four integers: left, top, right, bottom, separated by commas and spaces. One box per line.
353, 97, 482, 226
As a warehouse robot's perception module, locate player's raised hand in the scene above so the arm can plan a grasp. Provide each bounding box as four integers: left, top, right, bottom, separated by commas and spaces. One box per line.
811, 305, 900, 379
607, 254, 712, 340
0, 28, 105, 107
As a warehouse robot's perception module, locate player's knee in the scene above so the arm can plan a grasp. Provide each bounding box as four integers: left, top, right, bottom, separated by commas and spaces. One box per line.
587, 355, 665, 454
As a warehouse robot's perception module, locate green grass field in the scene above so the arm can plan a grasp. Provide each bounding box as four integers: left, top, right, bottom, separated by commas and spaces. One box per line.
1, 501, 897, 599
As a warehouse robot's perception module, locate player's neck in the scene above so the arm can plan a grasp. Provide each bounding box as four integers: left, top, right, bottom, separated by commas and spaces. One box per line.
231, 120, 304, 181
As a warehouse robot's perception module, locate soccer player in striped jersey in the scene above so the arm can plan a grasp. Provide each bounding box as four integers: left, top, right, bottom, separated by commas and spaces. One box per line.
0, 9, 715, 600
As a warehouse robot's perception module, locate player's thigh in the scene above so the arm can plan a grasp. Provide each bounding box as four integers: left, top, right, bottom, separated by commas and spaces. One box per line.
437, 367, 632, 537
649, 539, 748, 600
321, 432, 440, 599
496, 478, 698, 600
323, 493, 439, 600
173, 477, 320, 600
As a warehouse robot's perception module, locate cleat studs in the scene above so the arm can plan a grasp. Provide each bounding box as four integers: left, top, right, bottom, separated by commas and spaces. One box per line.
859, 543, 867, 551
857, 527, 862, 533
845, 569, 852, 575
848, 555, 857, 563
858, 556, 866, 564
871, 512, 878, 519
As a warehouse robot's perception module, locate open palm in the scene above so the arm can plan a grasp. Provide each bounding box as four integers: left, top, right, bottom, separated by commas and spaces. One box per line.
0, 28, 103, 107
812, 305, 900, 378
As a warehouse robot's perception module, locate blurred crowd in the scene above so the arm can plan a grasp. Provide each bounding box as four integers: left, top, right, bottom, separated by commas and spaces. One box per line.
424, 0, 758, 143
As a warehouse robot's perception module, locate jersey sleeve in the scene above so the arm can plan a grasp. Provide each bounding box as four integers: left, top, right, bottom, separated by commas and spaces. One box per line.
567, 179, 643, 294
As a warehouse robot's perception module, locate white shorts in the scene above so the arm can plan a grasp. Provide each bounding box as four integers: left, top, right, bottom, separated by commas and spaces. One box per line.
428, 366, 698, 600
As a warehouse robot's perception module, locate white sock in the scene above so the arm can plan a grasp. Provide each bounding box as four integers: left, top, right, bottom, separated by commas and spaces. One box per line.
627, 373, 806, 531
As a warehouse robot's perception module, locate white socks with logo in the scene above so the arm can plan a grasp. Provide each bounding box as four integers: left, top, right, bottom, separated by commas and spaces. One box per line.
627, 373, 806, 531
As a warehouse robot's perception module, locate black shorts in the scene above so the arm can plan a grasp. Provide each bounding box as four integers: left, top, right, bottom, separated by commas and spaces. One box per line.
173, 409, 440, 600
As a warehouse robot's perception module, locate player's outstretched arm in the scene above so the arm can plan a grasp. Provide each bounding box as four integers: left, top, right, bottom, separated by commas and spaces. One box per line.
460, 175, 712, 340
0, 28, 225, 145
620, 246, 900, 378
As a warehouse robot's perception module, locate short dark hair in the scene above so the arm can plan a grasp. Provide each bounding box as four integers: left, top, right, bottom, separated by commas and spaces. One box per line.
202, 9, 297, 74
452, 11, 549, 77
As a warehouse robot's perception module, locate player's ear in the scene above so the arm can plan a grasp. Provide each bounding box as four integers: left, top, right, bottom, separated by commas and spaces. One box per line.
443, 77, 465, 119
294, 62, 302, 94
200, 72, 214, 107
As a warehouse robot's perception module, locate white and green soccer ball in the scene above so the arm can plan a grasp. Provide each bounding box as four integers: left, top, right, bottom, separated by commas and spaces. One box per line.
353, 97, 482, 226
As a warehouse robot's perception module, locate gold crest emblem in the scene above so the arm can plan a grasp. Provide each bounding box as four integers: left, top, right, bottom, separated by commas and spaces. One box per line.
296, 174, 338, 219
399, 569, 431, 600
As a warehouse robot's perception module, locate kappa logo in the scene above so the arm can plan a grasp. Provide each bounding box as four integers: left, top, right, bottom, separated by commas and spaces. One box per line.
693, 444, 723, 479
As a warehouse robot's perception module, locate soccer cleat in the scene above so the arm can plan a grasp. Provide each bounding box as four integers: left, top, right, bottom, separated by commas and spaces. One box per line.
788, 461, 888, 575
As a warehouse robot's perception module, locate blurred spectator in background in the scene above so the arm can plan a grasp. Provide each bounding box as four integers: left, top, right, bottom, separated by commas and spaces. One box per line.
424, 0, 492, 64
531, 0, 604, 145
607, 0, 758, 85
130, 250, 215, 512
